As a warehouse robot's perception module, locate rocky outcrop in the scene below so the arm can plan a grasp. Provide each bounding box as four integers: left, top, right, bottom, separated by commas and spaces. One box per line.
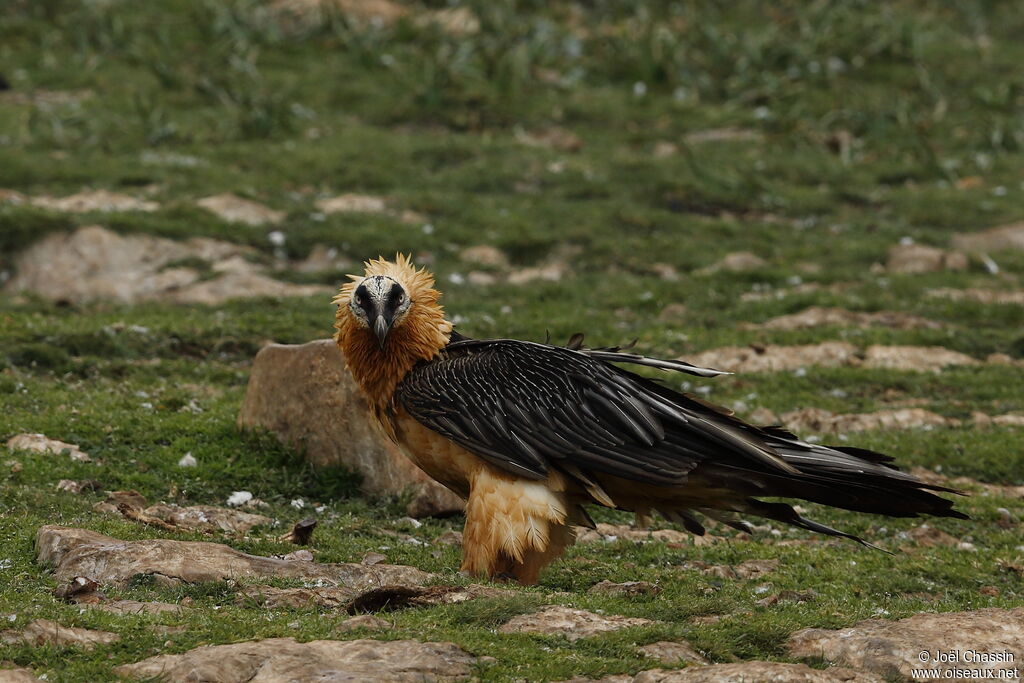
499, 606, 653, 641
952, 222, 1024, 252
684, 343, 979, 374
238, 340, 464, 517
35, 525, 430, 589
115, 638, 478, 682
633, 662, 884, 682
0, 668, 44, 682
788, 608, 1024, 680
3, 225, 328, 304
0, 619, 119, 649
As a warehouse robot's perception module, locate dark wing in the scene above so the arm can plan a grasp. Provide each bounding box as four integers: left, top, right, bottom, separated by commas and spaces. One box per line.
397, 337, 966, 530
395, 338, 798, 485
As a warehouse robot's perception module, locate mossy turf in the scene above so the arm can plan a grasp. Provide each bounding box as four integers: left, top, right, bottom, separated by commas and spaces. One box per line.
2, 1, 1024, 681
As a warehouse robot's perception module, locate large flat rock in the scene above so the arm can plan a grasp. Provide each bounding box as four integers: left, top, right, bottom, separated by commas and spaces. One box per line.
3, 225, 328, 304
499, 606, 653, 641
36, 525, 430, 589
115, 637, 477, 682
238, 339, 463, 517
631, 662, 884, 682
0, 668, 43, 683
788, 608, 1024, 680
0, 619, 119, 649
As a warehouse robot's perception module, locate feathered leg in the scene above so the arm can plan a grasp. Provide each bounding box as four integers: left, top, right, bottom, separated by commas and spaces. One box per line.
460, 467, 573, 585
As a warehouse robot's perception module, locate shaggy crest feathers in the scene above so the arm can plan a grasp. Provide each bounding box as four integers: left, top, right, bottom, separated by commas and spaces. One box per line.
334, 254, 452, 421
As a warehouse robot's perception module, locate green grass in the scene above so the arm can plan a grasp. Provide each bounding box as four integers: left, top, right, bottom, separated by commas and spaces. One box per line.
2, 0, 1024, 680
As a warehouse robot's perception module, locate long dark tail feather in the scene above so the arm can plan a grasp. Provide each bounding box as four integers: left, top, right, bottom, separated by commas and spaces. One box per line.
742, 498, 893, 553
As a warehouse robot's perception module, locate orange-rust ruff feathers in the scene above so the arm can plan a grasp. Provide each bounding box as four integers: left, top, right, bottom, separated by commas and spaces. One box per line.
334, 256, 967, 585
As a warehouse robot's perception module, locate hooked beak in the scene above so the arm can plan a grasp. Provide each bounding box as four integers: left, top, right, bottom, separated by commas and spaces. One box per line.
372, 314, 391, 349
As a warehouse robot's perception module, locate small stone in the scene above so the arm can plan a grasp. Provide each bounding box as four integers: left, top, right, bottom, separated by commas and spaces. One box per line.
177, 453, 197, 467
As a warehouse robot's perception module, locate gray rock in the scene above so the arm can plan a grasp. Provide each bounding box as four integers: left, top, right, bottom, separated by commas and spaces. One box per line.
237, 340, 464, 517
788, 608, 1024, 680
36, 525, 431, 589
632, 662, 884, 682
115, 637, 477, 682
4, 225, 327, 304
637, 640, 709, 665
0, 667, 44, 682
0, 619, 119, 649
499, 606, 653, 641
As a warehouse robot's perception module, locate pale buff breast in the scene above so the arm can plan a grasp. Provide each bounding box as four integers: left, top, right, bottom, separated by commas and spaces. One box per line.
390, 409, 481, 499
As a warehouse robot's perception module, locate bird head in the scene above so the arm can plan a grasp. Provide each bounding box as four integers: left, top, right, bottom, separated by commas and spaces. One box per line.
347, 274, 412, 349
333, 254, 451, 354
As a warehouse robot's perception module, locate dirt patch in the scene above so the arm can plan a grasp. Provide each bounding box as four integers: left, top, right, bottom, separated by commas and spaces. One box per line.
499, 606, 653, 641
36, 525, 431, 589
751, 307, 943, 331
115, 637, 477, 682
788, 608, 1024, 680
779, 408, 957, 434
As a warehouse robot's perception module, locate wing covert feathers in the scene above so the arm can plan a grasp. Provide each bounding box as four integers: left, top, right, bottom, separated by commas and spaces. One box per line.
396, 336, 967, 547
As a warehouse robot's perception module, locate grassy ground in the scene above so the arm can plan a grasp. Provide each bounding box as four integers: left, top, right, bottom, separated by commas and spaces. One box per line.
1, 1, 1023, 680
